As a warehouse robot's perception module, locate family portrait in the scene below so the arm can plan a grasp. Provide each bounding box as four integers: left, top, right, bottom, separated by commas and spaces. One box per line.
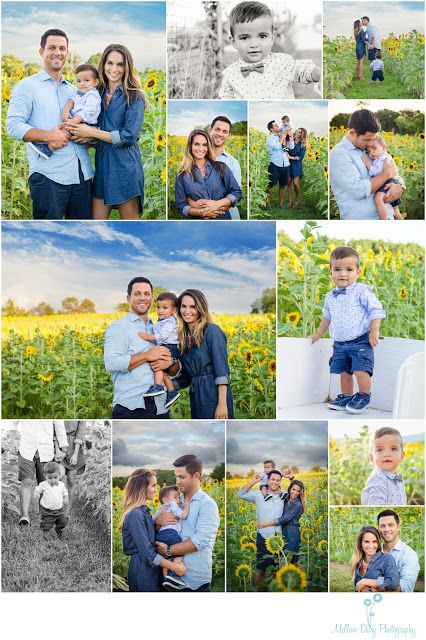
226, 420, 328, 592
329, 420, 424, 506
329, 101, 425, 220
1, 220, 276, 420
167, 100, 247, 219
112, 421, 225, 592
2, 1, 166, 220
324, 1, 425, 99
277, 220, 425, 420
167, 0, 322, 99
1, 419, 111, 592
330, 506, 423, 592
248, 100, 328, 219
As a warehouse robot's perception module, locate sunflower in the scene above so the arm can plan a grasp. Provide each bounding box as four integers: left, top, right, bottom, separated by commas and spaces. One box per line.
241, 541, 257, 553
144, 74, 158, 91
155, 131, 166, 146
317, 539, 328, 555
286, 311, 301, 325
37, 373, 53, 383
161, 167, 167, 184
399, 285, 407, 300
419, 133, 425, 140
268, 360, 276, 376
24, 346, 37, 358
265, 533, 285, 555
301, 528, 315, 543
254, 378, 264, 392
235, 563, 252, 579
275, 564, 307, 591
240, 534, 251, 546
245, 349, 253, 365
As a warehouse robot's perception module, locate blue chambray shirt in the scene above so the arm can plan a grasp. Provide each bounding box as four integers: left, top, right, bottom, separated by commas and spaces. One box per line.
237, 488, 284, 540
217, 150, 242, 220
267, 134, 294, 167
384, 539, 420, 592
354, 550, 399, 591
179, 489, 219, 590
329, 136, 394, 219
104, 313, 168, 413
6, 70, 93, 185
361, 467, 407, 506
323, 282, 386, 341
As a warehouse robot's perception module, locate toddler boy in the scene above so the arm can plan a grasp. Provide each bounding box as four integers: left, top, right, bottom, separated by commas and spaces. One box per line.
361, 427, 406, 505
362, 136, 403, 220
33, 461, 69, 540
260, 459, 276, 500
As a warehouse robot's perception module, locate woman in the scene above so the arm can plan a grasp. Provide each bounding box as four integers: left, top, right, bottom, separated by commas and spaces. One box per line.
288, 128, 308, 207
351, 526, 399, 592
354, 20, 369, 80
174, 129, 242, 220
174, 289, 234, 419
258, 479, 305, 565
120, 468, 186, 592
59, 420, 88, 515
69, 44, 145, 219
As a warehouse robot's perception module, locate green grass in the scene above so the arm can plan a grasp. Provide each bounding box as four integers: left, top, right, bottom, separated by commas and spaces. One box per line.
330, 562, 424, 592
250, 181, 324, 220
343, 69, 414, 99
1, 499, 111, 592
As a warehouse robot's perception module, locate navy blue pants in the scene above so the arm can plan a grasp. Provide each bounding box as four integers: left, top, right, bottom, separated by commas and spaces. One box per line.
371, 69, 384, 82
29, 161, 91, 219
112, 397, 170, 419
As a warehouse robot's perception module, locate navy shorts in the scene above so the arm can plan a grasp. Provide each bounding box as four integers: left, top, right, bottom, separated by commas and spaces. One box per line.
256, 532, 276, 572
329, 332, 374, 376
371, 69, 384, 82
156, 527, 183, 556
268, 162, 289, 188
377, 178, 401, 207
162, 343, 180, 359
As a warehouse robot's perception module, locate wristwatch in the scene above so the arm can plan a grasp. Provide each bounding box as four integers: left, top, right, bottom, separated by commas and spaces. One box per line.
165, 545, 173, 558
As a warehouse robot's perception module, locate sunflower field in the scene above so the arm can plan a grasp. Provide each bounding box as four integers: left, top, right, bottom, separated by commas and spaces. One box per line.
249, 128, 328, 219
278, 221, 425, 339
1, 56, 166, 219
330, 126, 425, 219
329, 506, 424, 592
113, 477, 225, 591
226, 473, 328, 592
167, 134, 247, 219
329, 425, 424, 506
1, 311, 276, 419
324, 32, 425, 98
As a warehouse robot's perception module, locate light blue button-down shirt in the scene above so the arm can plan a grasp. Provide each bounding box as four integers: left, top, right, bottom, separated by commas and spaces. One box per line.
104, 313, 167, 413
367, 23, 381, 49
267, 134, 294, 167
329, 136, 394, 219
6, 69, 93, 185
153, 316, 178, 345
361, 467, 407, 506
323, 282, 386, 341
180, 489, 219, 590
216, 149, 242, 220
381, 539, 420, 592
237, 488, 284, 539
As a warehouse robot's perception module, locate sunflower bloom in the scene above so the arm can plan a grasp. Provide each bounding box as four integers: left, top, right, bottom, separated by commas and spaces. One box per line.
265, 533, 285, 555
399, 285, 407, 300
286, 311, 301, 325
317, 539, 328, 554
301, 528, 315, 543
235, 563, 252, 579
144, 74, 158, 91
275, 564, 307, 591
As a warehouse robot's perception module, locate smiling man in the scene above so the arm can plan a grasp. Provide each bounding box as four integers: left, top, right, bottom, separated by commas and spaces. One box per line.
378, 509, 420, 592
6, 29, 93, 219
104, 277, 176, 419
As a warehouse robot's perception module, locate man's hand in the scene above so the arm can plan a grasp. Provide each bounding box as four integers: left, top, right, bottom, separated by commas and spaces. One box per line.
383, 181, 403, 204
257, 520, 268, 529
47, 125, 70, 150
145, 346, 172, 362
155, 541, 168, 556
172, 563, 186, 577
155, 510, 178, 527
253, 473, 261, 482
282, 467, 293, 478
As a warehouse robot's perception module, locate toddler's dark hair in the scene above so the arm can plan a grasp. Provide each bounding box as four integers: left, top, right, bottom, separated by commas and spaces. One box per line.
375, 50, 382, 59
371, 427, 403, 450
330, 246, 360, 268
229, 1, 272, 37
157, 292, 178, 308
44, 461, 61, 474
75, 63, 99, 80
159, 484, 179, 503
263, 459, 275, 467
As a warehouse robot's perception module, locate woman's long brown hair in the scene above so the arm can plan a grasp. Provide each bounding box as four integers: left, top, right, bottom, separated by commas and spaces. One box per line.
119, 468, 154, 526
177, 129, 225, 180
177, 289, 213, 352
350, 525, 381, 576
98, 44, 147, 107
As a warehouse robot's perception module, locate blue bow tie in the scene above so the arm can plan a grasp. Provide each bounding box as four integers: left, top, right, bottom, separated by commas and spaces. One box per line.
240, 63, 264, 77
392, 474, 404, 483
333, 288, 347, 296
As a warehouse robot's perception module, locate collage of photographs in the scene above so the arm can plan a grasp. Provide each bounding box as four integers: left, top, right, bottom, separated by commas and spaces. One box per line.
0, 0, 425, 604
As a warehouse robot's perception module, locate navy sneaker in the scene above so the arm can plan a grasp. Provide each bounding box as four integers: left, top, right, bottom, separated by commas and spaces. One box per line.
164, 390, 180, 409
162, 574, 185, 591
264, 493, 273, 502
346, 392, 371, 414
143, 384, 166, 397
327, 394, 353, 410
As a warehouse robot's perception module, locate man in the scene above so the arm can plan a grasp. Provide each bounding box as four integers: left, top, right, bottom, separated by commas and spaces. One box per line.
104, 277, 176, 419
329, 109, 404, 219
362, 16, 381, 61
238, 468, 294, 588
378, 509, 420, 592
266, 120, 294, 212
155, 454, 220, 592
6, 29, 93, 219
13, 420, 68, 526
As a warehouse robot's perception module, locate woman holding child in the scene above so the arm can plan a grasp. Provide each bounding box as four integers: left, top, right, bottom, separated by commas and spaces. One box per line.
288, 127, 308, 207
120, 468, 186, 592
174, 129, 242, 219
70, 44, 145, 219
354, 20, 369, 80
352, 526, 399, 592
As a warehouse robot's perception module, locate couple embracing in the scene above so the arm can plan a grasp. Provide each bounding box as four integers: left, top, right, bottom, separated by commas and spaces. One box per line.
7, 29, 144, 219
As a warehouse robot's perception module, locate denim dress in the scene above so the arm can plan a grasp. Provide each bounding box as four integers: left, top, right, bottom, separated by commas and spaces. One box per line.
175, 161, 242, 220
93, 86, 144, 209
122, 505, 161, 592
289, 142, 307, 179
354, 551, 399, 592
275, 497, 303, 553
356, 30, 369, 60
176, 323, 234, 418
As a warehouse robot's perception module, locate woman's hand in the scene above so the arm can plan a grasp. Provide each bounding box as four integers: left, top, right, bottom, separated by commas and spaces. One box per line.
69, 451, 78, 466
173, 563, 186, 577
214, 401, 228, 420
64, 122, 98, 139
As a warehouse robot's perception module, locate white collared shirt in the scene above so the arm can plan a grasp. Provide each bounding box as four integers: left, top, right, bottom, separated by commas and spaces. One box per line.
34, 480, 68, 509
17, 420, 68, 462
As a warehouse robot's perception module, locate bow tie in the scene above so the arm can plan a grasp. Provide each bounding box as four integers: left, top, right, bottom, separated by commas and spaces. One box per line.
240, 63, 264, 77
333, 288, 347, 296
391, 474, 404, 483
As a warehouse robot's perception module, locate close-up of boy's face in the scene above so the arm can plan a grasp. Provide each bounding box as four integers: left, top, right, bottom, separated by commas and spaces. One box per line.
330, 256, 360, 288
367, 138, 386, 160
370, 433, 405, 473
76, 70, 99, 93
45, 470, 60, 486
163, 489, 180, 504
157, 298, 175, 320
231, 16, 274, 63
263, 462, 274, 473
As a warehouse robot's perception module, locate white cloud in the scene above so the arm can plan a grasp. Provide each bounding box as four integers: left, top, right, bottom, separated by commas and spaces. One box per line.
324, 2, 425, 39
249, 101, 329, 137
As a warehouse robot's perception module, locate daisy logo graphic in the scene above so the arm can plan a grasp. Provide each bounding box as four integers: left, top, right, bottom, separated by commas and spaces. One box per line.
363, 593, 383, 633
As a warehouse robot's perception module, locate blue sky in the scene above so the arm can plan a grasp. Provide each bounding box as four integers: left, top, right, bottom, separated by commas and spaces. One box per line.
113, 420, 224, 475
2, 2, 166, 69
330, 419, 425, 441
1, 221, 276, 313
250, 101, 329, 137
324, 1, 425, 38
227, 421, 328, 474
168, 100, 247, 136
278, 220, 426, 245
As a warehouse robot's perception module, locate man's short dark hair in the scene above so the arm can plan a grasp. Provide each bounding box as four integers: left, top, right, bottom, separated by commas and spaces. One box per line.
211, 116, 232, 132
173, 454, 203, 476
40, 29, 69, 49
268, 469, 282, 479
362, 16, 370, 21
127, 277, 153, 296
330, 246, 360, 267
267, 120, 275, 132
348, 109, 381, 136
377, 509, 400, 525
75, 64, 99, 80
157, 292, 178, 308
229, 1, 272, 37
